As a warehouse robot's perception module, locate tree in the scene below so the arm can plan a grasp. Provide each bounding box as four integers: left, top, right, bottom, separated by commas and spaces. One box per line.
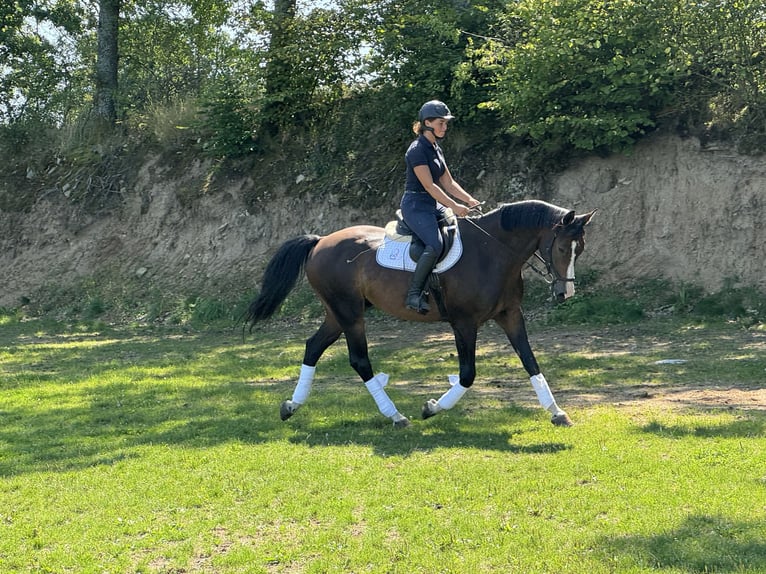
0, 0, 84, 125
259, 0, 297, 138
95, 0, 120, 125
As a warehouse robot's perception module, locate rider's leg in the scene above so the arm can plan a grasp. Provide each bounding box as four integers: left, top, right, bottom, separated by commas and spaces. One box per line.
400, 200, 444, 314
405, 246, 438, 313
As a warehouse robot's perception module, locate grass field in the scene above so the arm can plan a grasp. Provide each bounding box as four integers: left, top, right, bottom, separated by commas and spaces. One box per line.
1, 313, 764, 573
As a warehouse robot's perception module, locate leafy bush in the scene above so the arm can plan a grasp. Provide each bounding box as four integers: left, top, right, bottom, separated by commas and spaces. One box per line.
478, 0, 687, 155
692, 286, 766, 325
461, 0, 766, 158
197, 77, 260, 158
546, 294, 645, 325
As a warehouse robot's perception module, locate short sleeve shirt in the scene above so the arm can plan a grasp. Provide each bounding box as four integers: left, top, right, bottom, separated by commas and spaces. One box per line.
404, 135, 447, 192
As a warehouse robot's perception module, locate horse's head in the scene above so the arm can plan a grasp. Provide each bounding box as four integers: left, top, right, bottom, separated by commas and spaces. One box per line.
543, 209, 596, 303
494, 200, 596, 302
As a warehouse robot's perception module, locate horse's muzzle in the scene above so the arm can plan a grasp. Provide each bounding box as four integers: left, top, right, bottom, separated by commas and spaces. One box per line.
553, 280, 575, 303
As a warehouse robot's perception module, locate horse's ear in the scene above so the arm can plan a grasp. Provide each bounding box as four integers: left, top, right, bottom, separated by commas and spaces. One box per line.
562, 210, 575, 226
579, 209, 597, 226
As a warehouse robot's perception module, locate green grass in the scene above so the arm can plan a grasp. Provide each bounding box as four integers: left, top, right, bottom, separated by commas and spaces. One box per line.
0, 315, 764, 573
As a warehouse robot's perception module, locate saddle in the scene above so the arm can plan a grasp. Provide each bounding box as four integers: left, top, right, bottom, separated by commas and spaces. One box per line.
386, 209, 458, 263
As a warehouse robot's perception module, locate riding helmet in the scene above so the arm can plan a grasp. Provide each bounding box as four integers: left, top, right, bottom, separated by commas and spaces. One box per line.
418, 100, 455, 122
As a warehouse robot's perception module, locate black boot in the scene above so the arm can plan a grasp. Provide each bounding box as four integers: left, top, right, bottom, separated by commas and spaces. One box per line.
405, 246, 438, 314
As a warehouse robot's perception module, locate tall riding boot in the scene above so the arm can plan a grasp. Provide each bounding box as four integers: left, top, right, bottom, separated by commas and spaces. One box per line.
405, 246, 438, 314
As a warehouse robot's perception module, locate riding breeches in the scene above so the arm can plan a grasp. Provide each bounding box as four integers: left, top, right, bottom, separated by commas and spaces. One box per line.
400, 192, 446, 257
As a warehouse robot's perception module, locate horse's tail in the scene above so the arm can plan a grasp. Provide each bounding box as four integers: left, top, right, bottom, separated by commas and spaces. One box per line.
245, 234, 321, 327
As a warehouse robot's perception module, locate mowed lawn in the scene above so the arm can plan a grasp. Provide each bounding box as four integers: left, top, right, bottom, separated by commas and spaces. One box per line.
0, 315, 764, 573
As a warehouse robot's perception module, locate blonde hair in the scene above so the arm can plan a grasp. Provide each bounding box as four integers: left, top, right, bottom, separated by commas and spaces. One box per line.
412, 121, 422, 135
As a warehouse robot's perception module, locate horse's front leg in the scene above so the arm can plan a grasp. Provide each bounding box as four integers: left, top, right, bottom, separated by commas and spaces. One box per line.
422, 321, 477, 419
344, 320, 410, 428
494, 310, 573, 427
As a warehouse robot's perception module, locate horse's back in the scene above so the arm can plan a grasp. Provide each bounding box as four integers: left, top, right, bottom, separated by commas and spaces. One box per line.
305, 225, 384, 281
315, 225, 385, 250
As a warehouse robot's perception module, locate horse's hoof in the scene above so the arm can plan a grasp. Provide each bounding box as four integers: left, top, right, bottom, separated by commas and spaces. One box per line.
280, 400, 297, 421
551, 413, 573, 427
422, 399, 440, 419
393, 417, 411, 429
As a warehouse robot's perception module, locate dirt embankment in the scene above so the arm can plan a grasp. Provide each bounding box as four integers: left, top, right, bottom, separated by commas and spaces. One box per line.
551, 136, 765, 292
1, 134, 764, 308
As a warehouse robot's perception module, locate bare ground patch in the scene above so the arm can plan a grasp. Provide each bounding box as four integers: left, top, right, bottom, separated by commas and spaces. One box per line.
364, 318, 766, 414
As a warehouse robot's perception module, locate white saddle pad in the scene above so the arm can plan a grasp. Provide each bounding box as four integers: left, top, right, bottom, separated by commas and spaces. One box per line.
375, 228, 463, 273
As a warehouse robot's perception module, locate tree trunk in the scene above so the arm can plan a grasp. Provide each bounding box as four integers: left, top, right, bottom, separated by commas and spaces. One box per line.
95, 0, 120, 125
260, 0, 297, 139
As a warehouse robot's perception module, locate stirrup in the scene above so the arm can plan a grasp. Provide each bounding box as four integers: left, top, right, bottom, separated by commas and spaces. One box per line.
406, 292, 430, 314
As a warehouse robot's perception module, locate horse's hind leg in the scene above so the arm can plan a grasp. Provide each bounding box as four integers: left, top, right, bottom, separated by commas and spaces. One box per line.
280, 317, 343, 420
343, 319, 410, 428
423, 320, 477, 419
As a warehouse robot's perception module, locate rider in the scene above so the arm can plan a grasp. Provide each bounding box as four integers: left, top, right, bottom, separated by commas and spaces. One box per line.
400, 100, 480, 313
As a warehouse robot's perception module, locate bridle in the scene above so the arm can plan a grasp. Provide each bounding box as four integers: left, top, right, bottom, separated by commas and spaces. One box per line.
525, 226, 577, 291
461, 209, 579, 296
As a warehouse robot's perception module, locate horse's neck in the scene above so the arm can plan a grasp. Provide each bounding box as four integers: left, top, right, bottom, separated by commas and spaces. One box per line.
466, 217, 542, 260
507, 232, 542, 262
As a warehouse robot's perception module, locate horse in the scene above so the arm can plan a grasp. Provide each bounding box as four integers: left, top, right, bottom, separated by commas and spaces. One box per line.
245, 199, 596, 428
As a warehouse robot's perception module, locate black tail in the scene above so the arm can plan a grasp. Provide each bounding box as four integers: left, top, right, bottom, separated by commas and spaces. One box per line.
245, 235, 321, 327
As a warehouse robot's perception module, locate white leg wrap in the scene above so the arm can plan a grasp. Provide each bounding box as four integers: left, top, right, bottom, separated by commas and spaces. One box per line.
530, 373, 563, 415
437, 379, 468, 410
291, 364, 316, 405
365, 373, 399, 419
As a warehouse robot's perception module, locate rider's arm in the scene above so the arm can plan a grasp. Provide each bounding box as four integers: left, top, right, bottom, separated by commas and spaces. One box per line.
413, 165, 471, 216
440, 166, 480, 208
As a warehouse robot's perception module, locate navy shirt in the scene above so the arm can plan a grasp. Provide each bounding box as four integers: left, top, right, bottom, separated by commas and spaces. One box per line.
404, 135, 447, 192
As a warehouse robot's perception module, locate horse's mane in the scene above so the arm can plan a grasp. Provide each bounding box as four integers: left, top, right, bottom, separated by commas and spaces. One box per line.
484, 200, 571, 230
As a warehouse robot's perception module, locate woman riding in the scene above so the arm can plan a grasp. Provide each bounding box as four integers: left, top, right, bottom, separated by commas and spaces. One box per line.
400, 100, 481, 313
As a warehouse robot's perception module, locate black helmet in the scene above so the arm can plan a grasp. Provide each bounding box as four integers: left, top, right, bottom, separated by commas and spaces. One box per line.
418, 100, 454, 122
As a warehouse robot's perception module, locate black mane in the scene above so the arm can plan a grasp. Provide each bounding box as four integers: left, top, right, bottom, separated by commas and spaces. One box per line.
492, 200, 571, 230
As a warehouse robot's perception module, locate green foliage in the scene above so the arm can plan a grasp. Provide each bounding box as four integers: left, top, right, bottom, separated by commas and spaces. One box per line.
539, 277, 766, 327
0, 307, 22, 325
692, 285, 766, 325
364, 0, 506, 123
679, 0, 766, 151
462, 0, 766, 157
475, 0, 687, 156
118, 2, 237, 111
130, 96, 201, 151
0, 0, 87, 124
197, 75, 260, 157
547, 293, 645, 325
4, 0, 766, 174
274, 283, 326, 322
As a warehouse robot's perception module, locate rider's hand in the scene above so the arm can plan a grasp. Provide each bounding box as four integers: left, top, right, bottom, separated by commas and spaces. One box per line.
454, 204, 471, 217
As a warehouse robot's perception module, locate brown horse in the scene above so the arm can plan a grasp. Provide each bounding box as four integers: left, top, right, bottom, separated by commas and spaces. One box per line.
246, 200, 596, 428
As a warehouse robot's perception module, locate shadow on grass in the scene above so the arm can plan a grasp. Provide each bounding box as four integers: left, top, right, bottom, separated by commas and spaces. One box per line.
602, 515, 766, 573
282, 407, 572, 457
4, 316, 764, 478
640, 417, 766, 439
0, 367, 569, 476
